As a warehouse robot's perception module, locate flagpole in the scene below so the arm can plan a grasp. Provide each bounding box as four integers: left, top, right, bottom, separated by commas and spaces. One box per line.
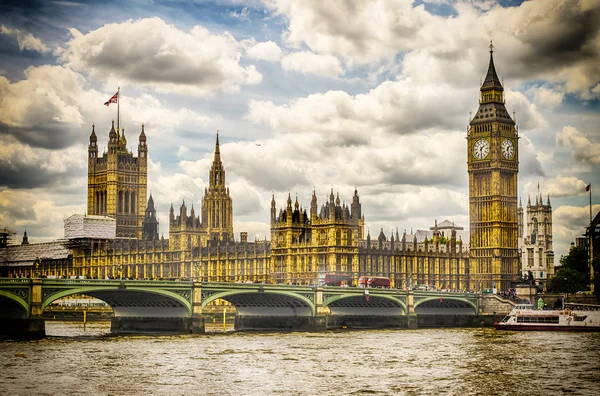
117, 86, 120, 130
590, 183, 592, 227
589, 183, 593, 292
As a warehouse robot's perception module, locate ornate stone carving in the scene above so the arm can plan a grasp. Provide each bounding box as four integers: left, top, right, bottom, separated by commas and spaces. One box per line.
9, 288, 29, 300
42, 288, 61, 300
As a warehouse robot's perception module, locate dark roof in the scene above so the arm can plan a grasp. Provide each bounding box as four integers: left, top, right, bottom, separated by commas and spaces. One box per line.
481, 49, 503, 92
471, 102, 514, 125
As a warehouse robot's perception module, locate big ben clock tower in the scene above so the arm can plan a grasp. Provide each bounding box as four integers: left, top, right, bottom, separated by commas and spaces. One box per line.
468, 42, 519, 291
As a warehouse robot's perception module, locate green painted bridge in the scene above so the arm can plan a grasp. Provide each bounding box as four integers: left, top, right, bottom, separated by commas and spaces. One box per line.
0, 278, 483, 337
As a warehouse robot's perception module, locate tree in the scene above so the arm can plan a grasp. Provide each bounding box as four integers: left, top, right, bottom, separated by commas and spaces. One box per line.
548, 267, 588, 294
549, 246, 591, 293
559, 246, 589, 277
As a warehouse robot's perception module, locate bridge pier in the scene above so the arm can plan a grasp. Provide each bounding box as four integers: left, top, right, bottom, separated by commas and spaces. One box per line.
1, 278, 46, 339
327, 315, 407, 329
111, 316, 201, 334
0, 318, 45, 339
234, 315, 327, 332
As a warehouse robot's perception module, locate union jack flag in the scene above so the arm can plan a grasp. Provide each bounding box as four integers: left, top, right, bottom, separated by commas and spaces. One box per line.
104, 92, 118, 106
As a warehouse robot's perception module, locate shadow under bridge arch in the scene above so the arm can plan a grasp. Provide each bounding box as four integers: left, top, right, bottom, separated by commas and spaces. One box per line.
414, 297, 477, 315
324, 294, 406, 316
0, 290, 29, 319
42, 288, 191, 318
202, 290, 315, 317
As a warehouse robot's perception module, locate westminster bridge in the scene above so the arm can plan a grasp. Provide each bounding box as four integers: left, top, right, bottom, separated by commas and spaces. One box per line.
0, 278, 510, 338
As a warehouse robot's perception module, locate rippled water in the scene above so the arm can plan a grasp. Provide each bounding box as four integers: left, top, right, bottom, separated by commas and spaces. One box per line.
1, 322, 599, 395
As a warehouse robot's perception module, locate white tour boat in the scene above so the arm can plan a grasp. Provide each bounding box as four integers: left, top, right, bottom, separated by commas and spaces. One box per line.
494, 303, 600, 332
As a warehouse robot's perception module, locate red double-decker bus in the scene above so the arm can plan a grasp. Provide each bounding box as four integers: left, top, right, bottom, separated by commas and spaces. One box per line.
358, 276, 391, 288
321, 274, 351, 286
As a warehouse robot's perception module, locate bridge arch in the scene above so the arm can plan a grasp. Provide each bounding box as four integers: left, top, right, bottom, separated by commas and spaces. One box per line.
202, 290, 315, 317
41, 287, 192, 317
414, 296, 477, 315
324, 294, 406, 315
0, 290, 29, 319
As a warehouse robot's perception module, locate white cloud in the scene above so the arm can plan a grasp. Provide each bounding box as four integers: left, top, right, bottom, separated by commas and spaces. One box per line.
522, 176, 588, 199
267, 0, 435, 65
0, 24, 50, 53
281, 51, 344, 77
265, 0, 600, 98
246, 40, 283, 61
518, 134, 545, 177
60, 17, 263, 96
528, 85, 565, 110
556, 125, 600, 166
0, 64, 215, 153
505, 90, 547, 131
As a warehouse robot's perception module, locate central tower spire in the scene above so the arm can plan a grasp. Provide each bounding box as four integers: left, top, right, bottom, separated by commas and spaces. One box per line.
203, 131, 233, 242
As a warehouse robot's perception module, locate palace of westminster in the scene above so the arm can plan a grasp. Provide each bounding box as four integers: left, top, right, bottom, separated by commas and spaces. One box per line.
0, 48, 555, 291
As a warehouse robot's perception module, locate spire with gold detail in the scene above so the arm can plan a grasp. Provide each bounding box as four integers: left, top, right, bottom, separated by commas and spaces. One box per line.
209, 131, 225, 189
471, 41, 514, 126
481, 40, 503, 92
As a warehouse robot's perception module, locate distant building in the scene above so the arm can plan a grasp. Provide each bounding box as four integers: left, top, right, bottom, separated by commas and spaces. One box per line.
519, 193, 555, 290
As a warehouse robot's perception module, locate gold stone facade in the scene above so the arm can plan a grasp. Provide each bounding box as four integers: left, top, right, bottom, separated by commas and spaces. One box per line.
87, 121, 148, 238
467, 45, 519, 291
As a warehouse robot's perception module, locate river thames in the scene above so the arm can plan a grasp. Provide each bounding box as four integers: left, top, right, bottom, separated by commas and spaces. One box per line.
1, 322, 599, 395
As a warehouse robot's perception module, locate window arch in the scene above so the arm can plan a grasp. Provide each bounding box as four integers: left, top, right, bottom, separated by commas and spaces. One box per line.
118, 191, 123, 213
130, 192, 136, 214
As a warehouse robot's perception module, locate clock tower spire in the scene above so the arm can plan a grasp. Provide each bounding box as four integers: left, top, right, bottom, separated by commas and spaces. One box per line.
467, 41, 519, 292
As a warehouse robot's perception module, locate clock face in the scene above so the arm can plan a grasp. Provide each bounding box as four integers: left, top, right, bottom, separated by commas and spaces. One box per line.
502, 139, 514, 159
473, 139, 489, 160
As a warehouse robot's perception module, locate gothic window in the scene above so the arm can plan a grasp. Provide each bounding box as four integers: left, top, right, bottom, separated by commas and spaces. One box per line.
130, 192, 136, 214
215, 202, 220, 227
532, 217, 538, 234
118, 191, 123, 213
125, 191, 130, 214
336, 230, 341, 245
347, 231, 352, 246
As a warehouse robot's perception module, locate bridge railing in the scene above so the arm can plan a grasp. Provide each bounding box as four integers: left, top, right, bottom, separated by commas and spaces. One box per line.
0, 278, 32, 284
40, 279, 193, 287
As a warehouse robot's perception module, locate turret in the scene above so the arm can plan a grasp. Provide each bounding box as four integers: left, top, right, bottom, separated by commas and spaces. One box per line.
138, 124, 148, 161
351, 187, 361, 220
88, 124, 98, 161
432, 219, 440, 243
142, 194, 159, 240
286, 192, 292, 213
310, 189, 318, 220
270, 194, 277, 223
329, 188, 335, 220
108, 120, 118, 153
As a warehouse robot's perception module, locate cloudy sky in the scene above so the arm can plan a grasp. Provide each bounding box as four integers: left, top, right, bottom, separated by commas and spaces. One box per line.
0, 0, 599, 261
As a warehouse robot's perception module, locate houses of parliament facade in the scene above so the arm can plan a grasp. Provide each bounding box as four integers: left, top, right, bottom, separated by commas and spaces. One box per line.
1, 47, 523, 291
